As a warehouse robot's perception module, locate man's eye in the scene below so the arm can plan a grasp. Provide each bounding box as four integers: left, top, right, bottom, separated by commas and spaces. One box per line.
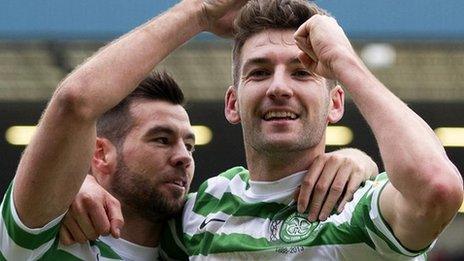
153, 137, 169, 144
293, 70, 311, 78
248, 69, 270, 79
185, 143, 195, 153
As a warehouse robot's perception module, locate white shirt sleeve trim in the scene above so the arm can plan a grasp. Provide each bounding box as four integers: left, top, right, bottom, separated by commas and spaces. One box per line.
369, 180, 436, 257
10, 181, 67, 234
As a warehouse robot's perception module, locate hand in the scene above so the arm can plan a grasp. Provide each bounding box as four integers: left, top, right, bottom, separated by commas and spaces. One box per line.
59, 175, 124, 245
296, 149, 378, 222
198, 0, 249, 37
294, 14, 359, 81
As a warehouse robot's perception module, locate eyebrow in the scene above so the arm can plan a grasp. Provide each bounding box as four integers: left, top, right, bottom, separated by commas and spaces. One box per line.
242, 57, 270, 73
242, 57, 304, 73
289, 57, 303, 65
145, 125, 196, 141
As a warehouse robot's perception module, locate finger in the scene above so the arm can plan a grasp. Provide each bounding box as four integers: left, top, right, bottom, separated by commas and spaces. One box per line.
298, 52, 316, 72
307, 158, 341, 222
88, 202, 111, 237
337, 173, 361, 213
318, 165, 351, 220
107, 198, 124, 238
62, 214, 88, 244
297, 156, 325, 213
294, 18, 318, 62
59, 223, 76, 246
72, 202, 99, 241
294, 19, 310, 40
294, 186, 301, 203
295, 39, 318, 63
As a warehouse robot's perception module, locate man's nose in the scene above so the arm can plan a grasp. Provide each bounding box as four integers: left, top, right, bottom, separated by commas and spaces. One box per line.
170, 142, 193, 168
265, 70, 293, 100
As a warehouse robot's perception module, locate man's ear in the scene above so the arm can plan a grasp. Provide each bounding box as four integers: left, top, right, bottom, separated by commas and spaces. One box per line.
328, 85, 345, 123
225, 86, 241, 124
92, 138, 118, 178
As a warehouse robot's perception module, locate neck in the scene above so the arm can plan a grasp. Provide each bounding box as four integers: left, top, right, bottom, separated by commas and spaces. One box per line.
119, 205, 162, 247
245, 142, 325, 181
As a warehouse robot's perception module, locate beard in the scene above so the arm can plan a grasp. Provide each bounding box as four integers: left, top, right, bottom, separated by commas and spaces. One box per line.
247, 116, 327, 154
246, 100, 329, 155
109, 156, 187, 223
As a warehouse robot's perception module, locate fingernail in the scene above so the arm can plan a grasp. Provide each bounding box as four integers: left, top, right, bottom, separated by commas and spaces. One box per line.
308, 214, 316, 222
319, 214, 327, 221
297, 204, 304, 213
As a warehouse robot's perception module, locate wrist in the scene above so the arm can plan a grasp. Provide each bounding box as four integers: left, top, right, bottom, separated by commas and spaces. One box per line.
330, 47, 374, 90
171, 0, 207, 33
179, 0, 210, 32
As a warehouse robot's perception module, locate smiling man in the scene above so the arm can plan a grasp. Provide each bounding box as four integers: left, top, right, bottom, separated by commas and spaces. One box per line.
46, 0, 462, 260
0, 0, 379, 260
159, 0, 463, 260
0, 0, 241, 257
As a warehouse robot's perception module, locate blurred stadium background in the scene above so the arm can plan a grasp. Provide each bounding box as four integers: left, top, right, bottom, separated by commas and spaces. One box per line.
1, 0, 463, 259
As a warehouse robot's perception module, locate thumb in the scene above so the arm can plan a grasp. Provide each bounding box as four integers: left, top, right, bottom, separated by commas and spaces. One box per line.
298, 52, 316, 72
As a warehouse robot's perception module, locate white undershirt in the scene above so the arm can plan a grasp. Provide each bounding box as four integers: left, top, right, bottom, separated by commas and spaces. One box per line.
245, 170, 307, 203
99, 235, 159, 261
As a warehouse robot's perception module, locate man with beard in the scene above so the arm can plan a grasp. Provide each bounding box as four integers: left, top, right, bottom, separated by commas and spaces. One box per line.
0, 71, 195, 260
47, 0, 462, 260
158, 0, 463, 260
0, 0, 235, 258
0, 0, 377, 260
57, 0, 462, 260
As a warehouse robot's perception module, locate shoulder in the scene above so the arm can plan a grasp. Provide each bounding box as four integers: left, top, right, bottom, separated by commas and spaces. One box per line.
184, 166, 249, 219
218, 166, 249, 181
0, 181, 64, 260
195, 166, 249, 197
373, 172, 389, 183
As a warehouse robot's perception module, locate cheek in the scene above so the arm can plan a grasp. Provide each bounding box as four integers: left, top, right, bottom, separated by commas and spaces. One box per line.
129, 150, 166, 172
187, 161, 194, 178
239, 95, 260, 117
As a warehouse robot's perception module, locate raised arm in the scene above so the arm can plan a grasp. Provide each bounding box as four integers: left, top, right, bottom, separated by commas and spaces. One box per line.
14, 0, 248, 229
294, 15, 463, 250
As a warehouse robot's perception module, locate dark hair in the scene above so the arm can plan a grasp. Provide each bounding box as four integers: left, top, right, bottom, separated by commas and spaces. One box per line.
232, 0, 335, 88
97, 71, 184, 147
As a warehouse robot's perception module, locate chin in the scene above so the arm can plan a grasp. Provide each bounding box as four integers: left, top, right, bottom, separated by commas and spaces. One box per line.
148, 192, 186, 221
265, 137, 299, 147
258, 137, 313, 153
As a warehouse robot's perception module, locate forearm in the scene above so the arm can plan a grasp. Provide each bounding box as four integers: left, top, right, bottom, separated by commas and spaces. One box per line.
57, 0, 204, 119
338, 59, 462, 205
14, 0, 206, 228
295, 12, 463, 251
341, 58, 463, 250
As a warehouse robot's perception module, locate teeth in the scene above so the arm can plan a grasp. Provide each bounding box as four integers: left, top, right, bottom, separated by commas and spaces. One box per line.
264, 111, 297, 120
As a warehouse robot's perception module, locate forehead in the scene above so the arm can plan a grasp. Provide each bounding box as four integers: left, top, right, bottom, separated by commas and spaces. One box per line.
129, 100, 192, 133
240, 29, 299, 63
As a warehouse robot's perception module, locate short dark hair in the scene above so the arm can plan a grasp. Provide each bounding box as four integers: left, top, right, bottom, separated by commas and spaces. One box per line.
96, 71, 184, 147
232, 0, 335, 88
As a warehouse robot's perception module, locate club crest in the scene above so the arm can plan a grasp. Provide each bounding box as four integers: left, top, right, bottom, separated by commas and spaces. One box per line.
280, 212, 318, 243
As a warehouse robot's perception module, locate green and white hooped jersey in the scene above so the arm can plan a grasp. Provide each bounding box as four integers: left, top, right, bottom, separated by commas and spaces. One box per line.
161, 167, 434, 260
0, 183, 159, 261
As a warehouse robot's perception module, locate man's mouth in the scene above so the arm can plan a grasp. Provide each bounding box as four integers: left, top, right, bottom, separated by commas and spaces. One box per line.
263, 111, 299, 121
166, 178, 187, 189
172, 180, 185, 187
